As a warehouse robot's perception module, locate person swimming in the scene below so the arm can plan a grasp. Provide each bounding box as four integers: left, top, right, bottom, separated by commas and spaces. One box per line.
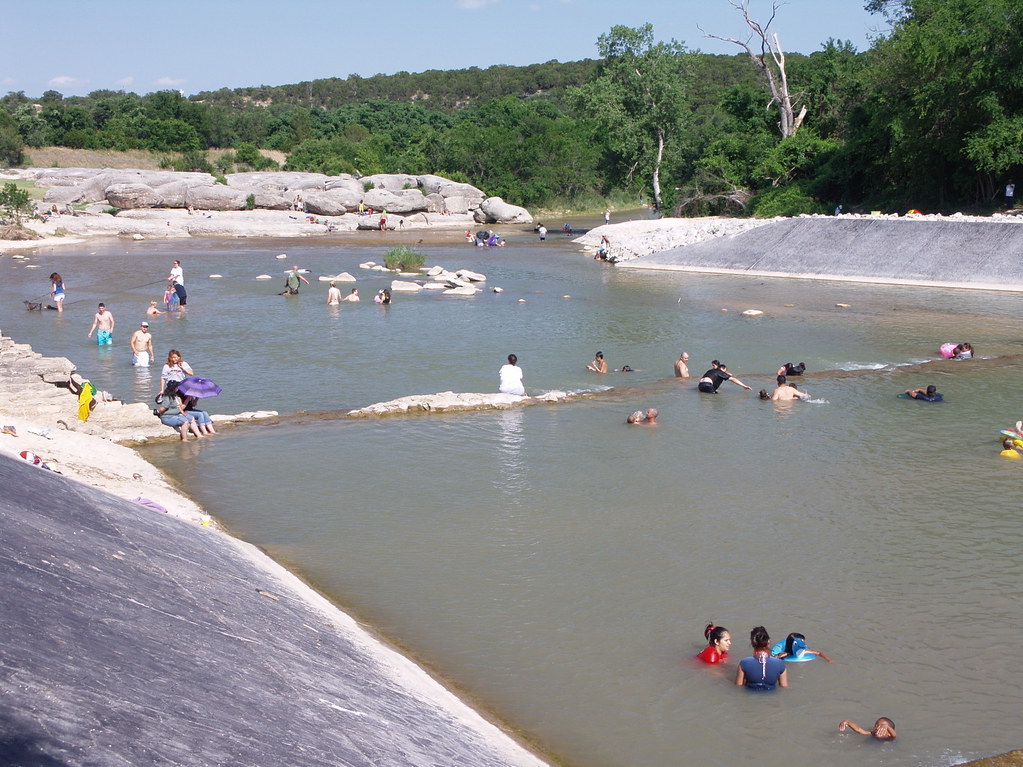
839, 717, 896, 741
771, 632, 833, 662
696, 624, 731, 664
905, 384, 942, 402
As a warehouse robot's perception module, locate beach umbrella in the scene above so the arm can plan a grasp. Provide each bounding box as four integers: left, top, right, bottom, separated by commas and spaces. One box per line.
176, 376, 222, 398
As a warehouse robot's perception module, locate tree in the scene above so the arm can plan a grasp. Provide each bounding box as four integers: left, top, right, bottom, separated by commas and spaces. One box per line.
574, 24, 695, 211
702, 1, 806, 138
0, 182, 31, 222
0, 111, 25, 166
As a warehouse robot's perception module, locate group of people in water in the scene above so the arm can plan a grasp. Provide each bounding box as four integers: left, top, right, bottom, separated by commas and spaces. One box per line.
698, 624, 895, 742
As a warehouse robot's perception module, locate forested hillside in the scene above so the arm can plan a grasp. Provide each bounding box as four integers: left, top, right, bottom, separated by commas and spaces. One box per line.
3, 0, 1021, 216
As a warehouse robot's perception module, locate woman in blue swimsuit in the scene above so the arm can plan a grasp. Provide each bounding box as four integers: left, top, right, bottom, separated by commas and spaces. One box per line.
735, 626, 788, 691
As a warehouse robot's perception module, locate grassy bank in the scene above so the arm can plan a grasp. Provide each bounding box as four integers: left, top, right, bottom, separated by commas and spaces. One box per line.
22, 146, 286, 171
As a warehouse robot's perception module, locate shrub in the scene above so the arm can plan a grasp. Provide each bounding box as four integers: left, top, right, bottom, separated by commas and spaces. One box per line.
383, 246, 425, 272
245, 193, 256, 210
747, 182, 828, 218
0, 182, 31, 222
363, 180, 374, 192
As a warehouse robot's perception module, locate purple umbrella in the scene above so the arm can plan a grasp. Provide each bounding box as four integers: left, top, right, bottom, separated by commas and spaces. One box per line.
176, 376, 222, 398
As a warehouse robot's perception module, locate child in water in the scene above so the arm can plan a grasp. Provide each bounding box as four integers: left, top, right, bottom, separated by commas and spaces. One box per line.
771, 632, 834, 662
839, 717, 896, 741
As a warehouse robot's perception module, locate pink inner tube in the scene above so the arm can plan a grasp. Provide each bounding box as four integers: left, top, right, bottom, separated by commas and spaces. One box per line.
940, 342, 958, 358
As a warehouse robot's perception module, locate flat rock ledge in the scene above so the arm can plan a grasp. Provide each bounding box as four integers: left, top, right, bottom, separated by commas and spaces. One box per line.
0, 330, 277, 446
348, 390, 572, 417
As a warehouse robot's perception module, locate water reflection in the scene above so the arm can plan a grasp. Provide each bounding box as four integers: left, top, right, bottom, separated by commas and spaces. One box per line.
494, 408, 527, 502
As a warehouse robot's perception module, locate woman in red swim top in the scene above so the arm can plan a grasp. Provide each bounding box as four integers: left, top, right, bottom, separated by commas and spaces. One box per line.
696, 624, 731, 664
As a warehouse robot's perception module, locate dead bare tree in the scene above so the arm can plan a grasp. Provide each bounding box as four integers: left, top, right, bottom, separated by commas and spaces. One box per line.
700, 0, 807, 138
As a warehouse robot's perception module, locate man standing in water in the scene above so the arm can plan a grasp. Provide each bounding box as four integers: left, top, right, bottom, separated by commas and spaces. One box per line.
168, 259, 184, 288
771, 375, 810, 402
674, 352, 690, 378
87, 303, 115, 345
129, 321, 154, 366
284, 265, 310, 295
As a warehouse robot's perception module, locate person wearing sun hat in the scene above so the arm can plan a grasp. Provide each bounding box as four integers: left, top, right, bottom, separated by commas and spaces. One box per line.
129, 321, 154, 366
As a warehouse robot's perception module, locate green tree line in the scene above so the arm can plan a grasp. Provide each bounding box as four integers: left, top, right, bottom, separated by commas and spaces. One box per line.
3, 0, 1021, 215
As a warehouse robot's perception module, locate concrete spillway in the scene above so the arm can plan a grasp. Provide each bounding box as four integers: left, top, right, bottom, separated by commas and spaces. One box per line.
621, 217, 1023, 291
0, 454, 546, 767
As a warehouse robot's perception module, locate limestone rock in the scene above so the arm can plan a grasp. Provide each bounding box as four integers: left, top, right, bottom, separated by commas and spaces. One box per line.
390, 280, 422, 292
741, 309, 764, 317
361, 173, 420, 192
474, 196, 532, 224
42, 186, 87, 204
441, 196, 469, 214
303, 191, 351, 217
443, 286, 479, 296
184, 185, 249, 211
455, 269, 486, 282
106, 183, 162, 209
319, 272, 356, 282
323, 176, 363, 194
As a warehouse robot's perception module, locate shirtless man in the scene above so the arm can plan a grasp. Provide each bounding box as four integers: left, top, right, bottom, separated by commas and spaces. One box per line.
87, 303, 115, 345
674, 352, 690, 378
326, 282, 342, 305
839, 717, 896, 741
146, 300, 164, 317
771, 374, 810, 402
129, 321, 154, 366
587, 351, 608, 374
341, 288, 360, 302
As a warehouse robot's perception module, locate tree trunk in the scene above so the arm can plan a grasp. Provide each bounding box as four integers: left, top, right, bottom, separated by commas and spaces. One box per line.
652, 129, 665, 212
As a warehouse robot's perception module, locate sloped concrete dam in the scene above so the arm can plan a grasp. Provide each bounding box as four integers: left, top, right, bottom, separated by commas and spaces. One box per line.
622, 218, 1023, 291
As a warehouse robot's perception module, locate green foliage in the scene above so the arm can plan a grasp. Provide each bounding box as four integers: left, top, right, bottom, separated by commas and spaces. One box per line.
573, 24, 696, 210
171, 150, 214, 173
0, 181, 32, 221
748, 181, 828, 217
383, 246, 425, 272
0, 111, 25, 166
245, 193, 256, 210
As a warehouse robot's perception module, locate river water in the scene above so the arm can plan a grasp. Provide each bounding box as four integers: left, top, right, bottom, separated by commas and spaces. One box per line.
3, 223, 1022, 767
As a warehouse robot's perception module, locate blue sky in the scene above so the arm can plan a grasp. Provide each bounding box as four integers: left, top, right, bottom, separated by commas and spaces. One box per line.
3, 0, 887, 99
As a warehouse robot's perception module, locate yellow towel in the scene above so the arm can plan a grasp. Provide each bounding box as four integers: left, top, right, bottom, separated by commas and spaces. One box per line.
77, 381, 97, 422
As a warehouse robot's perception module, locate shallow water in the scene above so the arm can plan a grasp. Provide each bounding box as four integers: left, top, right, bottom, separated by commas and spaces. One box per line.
4, 226, 1022, 767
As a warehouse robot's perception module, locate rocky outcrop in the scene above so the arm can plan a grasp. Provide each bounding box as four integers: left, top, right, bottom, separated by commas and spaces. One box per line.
474, 196, 533, 224
106, 183, 164, 209
347, 390, 572, 417
184, 185, 249, 211
0, 331, 277, 443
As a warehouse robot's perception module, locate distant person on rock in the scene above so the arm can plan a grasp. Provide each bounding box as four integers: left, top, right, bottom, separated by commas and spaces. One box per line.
498, 353, 526, 396
1006, 181, 1015, 209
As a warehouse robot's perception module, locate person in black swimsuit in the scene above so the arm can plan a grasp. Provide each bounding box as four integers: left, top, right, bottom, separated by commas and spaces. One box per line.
697, 361, 753, 394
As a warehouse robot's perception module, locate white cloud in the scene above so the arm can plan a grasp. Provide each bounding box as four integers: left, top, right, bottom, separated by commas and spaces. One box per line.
455, 0, 499, 8
47, 75, 86, 88
115, 76, 135, 89
155, 76, 186, 88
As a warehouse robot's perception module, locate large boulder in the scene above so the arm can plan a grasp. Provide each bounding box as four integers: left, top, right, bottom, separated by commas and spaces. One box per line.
184, 185, 249, 211
416, 175, 453, 195
443, 196, 469, 215
474, 196, 532, 224
436, 182, 486, 207
390, 280, 422, 292
361, 188, 411, 213
42, 186, 87, 204
252, 192, 293, 211
304, 191, 352, 217
391, 189, 429, 213
227, 172, 329, 193
154, 179, 216, 208
425, 193, 445, 213
361, 173, 420, 192
106, 183, 162, 209
324, 176, 363, 195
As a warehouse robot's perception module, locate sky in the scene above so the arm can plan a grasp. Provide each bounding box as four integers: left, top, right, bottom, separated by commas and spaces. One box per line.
2, 0, 889, 99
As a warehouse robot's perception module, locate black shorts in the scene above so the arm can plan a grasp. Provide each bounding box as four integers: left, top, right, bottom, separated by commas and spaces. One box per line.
698, 381, 716, 393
